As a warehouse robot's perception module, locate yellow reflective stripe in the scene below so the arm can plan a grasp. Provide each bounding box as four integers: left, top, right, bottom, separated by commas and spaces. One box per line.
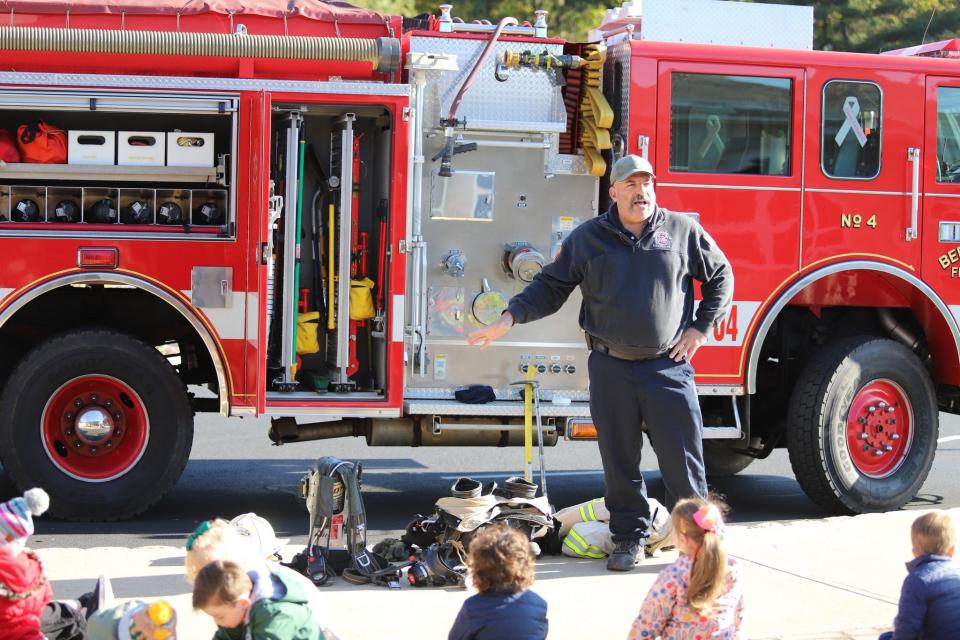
567, 529, 606, 558
579, 505, 588, 521
563, 536, 605, 559
587, 501, 597, 521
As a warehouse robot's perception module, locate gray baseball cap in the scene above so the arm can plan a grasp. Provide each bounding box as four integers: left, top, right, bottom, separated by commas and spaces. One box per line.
610, 154, 656, 183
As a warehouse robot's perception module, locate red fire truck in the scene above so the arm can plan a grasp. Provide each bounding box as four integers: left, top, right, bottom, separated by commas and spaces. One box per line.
0, 0, 957, 520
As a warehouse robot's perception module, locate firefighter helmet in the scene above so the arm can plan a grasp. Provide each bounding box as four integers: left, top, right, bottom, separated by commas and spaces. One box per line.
88, 198, 117, 224
123, 199, 151, 224
157, 201, 183, 224
13, 198, 40, 222
53, 199, 80, 223
195, 201, 223, 225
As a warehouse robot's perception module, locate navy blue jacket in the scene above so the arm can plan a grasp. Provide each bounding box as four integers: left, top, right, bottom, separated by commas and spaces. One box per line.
448, 589, 548, 640
506, 205, 732, 358
880, 554, 960, 639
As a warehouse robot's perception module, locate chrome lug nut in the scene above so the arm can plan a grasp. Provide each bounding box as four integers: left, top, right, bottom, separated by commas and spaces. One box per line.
891, 433, 900, 440
73, 441, 82, 449
884, 445, 893, 451
90, 446, 97, 453
90, 394, 98, 402
74, 399, 83, 408
878, 401, 887, 408
65, 412, 73, 420
873, 449, 884, 456
114, 428, 122, 437
858, 432, 869, 440
867, 405, 876, 413
105, 441, 113, 448
65, 428, 74, 436
104, 400, 112, 408
886, 406, 895, 413
113, 413, 121, 420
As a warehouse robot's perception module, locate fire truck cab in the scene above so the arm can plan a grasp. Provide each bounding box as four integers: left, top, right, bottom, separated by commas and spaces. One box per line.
0, 0, 958, 520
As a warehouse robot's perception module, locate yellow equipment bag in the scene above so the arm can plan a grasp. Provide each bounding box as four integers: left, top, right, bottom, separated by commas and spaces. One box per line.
350, 278, 376, 321
296, 311, 321, 354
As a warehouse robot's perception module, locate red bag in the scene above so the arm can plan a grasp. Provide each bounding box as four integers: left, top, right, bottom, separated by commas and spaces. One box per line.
0, 129, 20, 163
17, 121, 67, 164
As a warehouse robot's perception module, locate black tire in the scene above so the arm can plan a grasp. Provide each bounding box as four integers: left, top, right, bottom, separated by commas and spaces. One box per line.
0, 330, 193, 520
703, 441, 755, 478
787, 336, 937, 514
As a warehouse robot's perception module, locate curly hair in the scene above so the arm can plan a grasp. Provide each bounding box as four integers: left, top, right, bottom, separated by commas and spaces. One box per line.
466, 524, 535, 594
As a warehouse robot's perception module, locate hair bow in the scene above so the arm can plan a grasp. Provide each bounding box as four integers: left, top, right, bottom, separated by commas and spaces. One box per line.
185, 520, 211, 551
692, 504, 725, 539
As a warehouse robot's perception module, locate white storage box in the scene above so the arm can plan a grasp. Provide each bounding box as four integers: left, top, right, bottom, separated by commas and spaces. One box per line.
167, 131, 215, 167
68, 130, 115, 165
117, 131, 165, 166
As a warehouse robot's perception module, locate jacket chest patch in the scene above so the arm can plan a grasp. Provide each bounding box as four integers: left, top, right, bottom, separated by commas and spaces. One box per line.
652, 230, 672, 249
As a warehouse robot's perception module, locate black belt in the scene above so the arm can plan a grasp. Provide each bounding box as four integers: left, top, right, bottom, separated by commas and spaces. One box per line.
586, 335, 663, 362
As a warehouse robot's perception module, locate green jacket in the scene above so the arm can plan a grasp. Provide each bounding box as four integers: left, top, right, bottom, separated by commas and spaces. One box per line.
213, 568, 323, 640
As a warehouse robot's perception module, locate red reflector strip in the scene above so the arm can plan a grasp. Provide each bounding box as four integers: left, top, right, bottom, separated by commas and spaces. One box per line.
77, 247, 119, 269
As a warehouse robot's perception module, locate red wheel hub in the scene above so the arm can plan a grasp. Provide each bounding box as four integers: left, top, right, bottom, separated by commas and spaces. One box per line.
41, 375, 149, 481
846, 379, 912, 478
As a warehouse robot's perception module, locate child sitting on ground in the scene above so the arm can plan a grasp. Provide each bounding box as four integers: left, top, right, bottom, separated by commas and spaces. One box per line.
0, 488, 90, 640
628, 497, 744, 639
879, 511, 960, 640
194, 559, 323, 640
184, 517, 339, 639
448, 524, 548, 640
87, 599, 177, 640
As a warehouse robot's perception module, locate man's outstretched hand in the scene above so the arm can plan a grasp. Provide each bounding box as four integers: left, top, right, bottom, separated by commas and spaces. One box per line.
467, 312, 514, 349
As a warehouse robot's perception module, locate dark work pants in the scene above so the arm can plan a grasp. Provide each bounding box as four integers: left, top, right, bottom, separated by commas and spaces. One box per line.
588, 350, 708, 543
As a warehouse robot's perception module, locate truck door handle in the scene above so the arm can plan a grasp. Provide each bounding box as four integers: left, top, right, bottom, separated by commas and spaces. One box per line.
907, 147, 920, 241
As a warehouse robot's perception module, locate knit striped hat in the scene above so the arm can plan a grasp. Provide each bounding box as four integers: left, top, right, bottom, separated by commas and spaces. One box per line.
0, 488, 49, 547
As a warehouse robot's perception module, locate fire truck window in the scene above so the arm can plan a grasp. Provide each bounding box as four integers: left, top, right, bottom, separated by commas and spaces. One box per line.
821, 80, 881, 180
670, 73, 792, 176
937, 87, 960, 183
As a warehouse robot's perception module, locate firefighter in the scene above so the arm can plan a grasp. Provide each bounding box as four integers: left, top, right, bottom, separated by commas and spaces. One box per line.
468, 154, 733, 572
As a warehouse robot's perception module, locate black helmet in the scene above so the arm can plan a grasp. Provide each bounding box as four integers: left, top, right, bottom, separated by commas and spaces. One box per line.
123, 199, 151, 224
13, 198, 40, 222
157, 201, 183, 224
53, 199, 80, 223
423, 543, 466, 586
195, 201, 223, 225
88, 198, 117, 224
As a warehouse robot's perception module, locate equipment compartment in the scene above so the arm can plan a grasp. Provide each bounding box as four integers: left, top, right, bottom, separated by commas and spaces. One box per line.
0, 90, 235, 234
264, 104, 394, 399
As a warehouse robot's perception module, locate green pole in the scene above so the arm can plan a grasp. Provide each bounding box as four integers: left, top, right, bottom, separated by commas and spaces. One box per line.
291, 138, 306, 371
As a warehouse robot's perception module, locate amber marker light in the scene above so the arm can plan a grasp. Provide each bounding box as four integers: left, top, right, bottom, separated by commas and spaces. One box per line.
77, 247, 119, 269
567, 419, 598, 440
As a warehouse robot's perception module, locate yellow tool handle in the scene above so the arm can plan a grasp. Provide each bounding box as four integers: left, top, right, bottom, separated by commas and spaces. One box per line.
523, 365, 535, 482
328, 203, 336, 330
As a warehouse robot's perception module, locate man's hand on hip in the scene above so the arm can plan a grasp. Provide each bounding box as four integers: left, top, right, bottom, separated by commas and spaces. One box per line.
467, 312, 514, 349
668, 327, 707, 362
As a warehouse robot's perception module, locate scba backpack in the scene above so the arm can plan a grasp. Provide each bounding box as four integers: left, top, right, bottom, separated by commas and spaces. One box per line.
17, 121, 67, 164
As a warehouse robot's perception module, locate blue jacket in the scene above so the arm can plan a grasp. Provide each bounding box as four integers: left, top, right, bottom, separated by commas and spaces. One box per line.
880, 554, 960, 639
448, 589, 548, 640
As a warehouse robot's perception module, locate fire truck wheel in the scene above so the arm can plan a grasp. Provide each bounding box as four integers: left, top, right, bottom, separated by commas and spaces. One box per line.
787, 336, 937, 515
702, 441, 754, 477
0, 329, 193, 521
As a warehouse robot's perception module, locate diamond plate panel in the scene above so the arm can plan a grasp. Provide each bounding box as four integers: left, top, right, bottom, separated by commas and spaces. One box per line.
411, 36, 567, 133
